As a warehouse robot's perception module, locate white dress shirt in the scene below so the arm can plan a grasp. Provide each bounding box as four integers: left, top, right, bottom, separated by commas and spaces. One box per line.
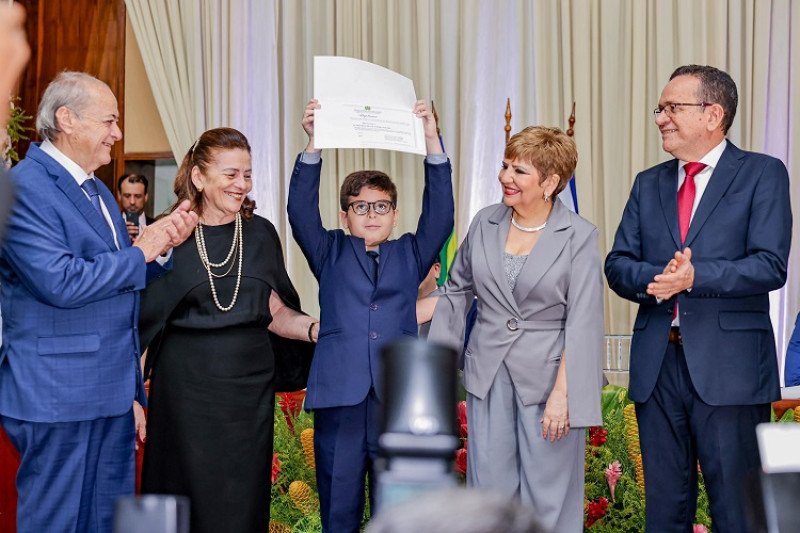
672, 139, 728, 326
40, 140, 121, 249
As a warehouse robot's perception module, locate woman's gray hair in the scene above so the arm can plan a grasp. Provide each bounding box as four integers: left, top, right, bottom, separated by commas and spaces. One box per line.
36, 71, 110, 142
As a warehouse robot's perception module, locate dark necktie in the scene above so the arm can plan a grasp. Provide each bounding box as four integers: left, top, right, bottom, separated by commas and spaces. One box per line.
678, 162, 707, 244
81, 178, 103, 215
366, 250, 379, 283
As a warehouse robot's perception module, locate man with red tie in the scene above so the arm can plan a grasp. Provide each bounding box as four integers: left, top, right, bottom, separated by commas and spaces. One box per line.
605, 65, 792, 532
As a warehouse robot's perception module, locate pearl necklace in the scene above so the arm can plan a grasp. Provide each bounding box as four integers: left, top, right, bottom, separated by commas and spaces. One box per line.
511, 215, 547, 232
195, 212, 243, 312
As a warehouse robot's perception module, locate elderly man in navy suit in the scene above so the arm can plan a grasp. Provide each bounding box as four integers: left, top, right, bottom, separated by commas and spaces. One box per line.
0, 71, 197, 532
606, 65, 792, 532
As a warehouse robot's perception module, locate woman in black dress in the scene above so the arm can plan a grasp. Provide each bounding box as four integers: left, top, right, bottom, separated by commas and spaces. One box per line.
138, 128, 317, 533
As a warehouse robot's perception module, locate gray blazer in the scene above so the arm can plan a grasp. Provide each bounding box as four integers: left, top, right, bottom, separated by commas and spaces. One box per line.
429, 200, 604, 427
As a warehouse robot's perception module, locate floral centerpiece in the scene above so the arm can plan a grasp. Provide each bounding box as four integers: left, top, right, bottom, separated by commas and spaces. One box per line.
270, 386, 796, 532
270, 393, 322, 533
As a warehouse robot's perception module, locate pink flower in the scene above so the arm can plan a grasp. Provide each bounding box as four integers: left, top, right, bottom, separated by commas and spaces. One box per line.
693, 525, 708, 533
605, 461, 622, 501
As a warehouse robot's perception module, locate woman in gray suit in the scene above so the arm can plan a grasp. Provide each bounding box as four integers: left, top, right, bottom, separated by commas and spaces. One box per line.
419, 126, 604, 532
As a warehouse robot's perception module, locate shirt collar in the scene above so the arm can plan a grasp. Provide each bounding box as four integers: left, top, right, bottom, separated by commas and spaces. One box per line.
679, 139, 727, 173
40, 139, 95, 186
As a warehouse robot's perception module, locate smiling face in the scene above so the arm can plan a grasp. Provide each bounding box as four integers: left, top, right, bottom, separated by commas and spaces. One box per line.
498, 157, 558, 212
655, 74, 725, 161
339, 186, 398, 250
55, 84, 121, 174
191, 148, 252, 225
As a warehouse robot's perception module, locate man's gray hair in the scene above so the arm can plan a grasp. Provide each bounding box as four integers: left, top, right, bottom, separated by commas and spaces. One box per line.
36, 72, 111, 142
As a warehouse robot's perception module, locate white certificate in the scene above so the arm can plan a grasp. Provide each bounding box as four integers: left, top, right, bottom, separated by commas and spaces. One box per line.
313, 56, 426, 155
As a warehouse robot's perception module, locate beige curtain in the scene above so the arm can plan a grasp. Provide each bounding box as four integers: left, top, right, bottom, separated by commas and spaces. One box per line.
125, 0, 202, 159
530, 1, 799, 364
127, 0, 799, 363
277, 0, 543, 315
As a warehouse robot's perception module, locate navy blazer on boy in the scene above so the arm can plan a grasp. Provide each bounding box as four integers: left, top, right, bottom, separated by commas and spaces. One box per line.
288, 153, 454, 411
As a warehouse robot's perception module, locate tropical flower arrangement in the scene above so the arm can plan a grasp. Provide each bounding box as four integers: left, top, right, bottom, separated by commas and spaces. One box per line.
270, 392, 322, 533
581, 386, 709, 531
269, 386, 798, 532
3, 96, 32, 166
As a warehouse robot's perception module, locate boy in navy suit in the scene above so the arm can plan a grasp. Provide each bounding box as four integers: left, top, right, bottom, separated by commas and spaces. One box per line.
288, 99, 453, 532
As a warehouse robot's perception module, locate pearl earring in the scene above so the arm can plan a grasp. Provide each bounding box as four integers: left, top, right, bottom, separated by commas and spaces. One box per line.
543, 191, 550, 203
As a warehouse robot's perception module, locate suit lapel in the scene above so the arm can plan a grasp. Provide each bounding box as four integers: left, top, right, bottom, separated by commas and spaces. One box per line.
30, 144, 118, 251
483, 205, 520, 314
684, 144, 741, 247
347, 235, 376, 284
98, 183, 128, 249
658, 160, 681, 248
55, 173, 117, 250
512, 200, 570, 303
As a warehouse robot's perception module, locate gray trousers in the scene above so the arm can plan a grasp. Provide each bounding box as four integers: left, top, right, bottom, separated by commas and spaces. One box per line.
466, 362, 585, 532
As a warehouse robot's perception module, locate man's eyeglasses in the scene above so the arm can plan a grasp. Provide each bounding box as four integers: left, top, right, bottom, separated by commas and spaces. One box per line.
346, 200, 396, 216
653, 102, 710, 118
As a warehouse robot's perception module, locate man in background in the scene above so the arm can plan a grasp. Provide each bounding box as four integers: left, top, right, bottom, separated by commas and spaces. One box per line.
118, 173, 155, 242
0, 71, 197, 532
605, 65, 791, 532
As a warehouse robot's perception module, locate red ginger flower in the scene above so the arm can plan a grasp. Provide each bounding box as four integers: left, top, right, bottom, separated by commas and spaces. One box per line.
277, 393, 302, 433
589, 426, 608, 447
454, 446, 467, 475
585, 497, 609, 528
271, 453, 282, 484
457, 401, 468, 439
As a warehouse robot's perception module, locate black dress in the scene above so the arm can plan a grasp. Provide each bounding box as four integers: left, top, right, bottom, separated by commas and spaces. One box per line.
139, 215, 306, 533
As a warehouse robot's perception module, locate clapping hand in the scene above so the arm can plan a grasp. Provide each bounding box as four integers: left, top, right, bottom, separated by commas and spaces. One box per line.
134, 200, 198, 261
647, 247, 695, 300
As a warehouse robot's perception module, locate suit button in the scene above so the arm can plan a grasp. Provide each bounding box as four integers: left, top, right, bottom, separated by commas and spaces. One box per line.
370, 303, 378, 311
369, 331, 378, 340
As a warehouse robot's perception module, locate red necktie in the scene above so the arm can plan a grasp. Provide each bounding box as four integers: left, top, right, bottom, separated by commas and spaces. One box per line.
673, 162, 706, 320
678, 162, 706, 244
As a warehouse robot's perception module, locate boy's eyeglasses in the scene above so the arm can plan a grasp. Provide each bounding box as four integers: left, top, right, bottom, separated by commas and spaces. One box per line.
346, 200, 396, 216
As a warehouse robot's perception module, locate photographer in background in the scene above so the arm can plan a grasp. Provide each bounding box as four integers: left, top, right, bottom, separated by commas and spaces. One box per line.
117, 173, 155, 243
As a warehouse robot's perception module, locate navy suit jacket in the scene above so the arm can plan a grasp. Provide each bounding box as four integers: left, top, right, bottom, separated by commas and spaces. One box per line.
0, 143, 164, 422
288, 154, 454, 410
605, 142, 791, 406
